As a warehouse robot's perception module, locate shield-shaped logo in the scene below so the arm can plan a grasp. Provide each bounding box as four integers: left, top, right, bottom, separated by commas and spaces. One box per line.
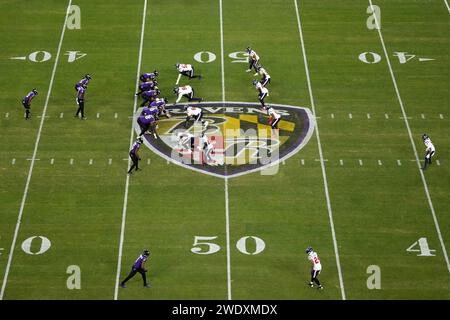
134, 102, 315, 178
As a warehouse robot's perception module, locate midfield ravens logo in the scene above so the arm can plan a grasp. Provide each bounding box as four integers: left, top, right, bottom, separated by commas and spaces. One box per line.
134, 102, 315, 178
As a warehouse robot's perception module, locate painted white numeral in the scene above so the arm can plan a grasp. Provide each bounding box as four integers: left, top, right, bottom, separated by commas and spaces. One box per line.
66, 5, 81, 30
393, 52, 415, 64
366, 5, 381, 30
228, 51, 249, 63
406, 237, 436, 256
28, 51, 52, 62
236, 236, 265, 255
191, 236, 221, 255
193, 51, 216, 63
358, 52, 381, 64
21, 236, 51, 255
65, 51, 87, 62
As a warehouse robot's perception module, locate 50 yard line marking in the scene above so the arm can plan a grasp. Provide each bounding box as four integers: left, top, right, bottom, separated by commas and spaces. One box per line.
369, 0, 450, 275
219, 0, 232, 301
294, 0, 346, 299
0, 0, 73, 300
114, 0, 148, 300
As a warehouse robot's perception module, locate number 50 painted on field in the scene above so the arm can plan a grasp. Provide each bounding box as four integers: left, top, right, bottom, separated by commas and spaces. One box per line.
193, 51, 248, 64
191, 235, 265, 255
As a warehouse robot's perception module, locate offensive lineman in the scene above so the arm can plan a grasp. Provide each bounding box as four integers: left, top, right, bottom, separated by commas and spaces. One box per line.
140, 70, 158, 82
246, 47, 260, 75
140, 88, 160, 107
306, 246, 323, 290
421, 134, 436, 170
175, 63, 202, 79
174, 85, 202, 104
253, 80, 269, 110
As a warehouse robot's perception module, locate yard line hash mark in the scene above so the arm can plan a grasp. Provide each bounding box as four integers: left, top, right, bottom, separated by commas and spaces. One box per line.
295, 0, 346, 300
369, 0, 450, 275
114, 0, 148, 301
0, 0, 73, 300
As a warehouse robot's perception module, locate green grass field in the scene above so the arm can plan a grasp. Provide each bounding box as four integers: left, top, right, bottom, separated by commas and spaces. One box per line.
0, 0, 449, 300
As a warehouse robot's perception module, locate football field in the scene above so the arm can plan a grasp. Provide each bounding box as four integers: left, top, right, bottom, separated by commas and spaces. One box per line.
0, 0, 449, 300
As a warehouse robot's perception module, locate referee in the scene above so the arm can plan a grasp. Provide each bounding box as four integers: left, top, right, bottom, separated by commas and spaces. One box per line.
120, 249, 150, 288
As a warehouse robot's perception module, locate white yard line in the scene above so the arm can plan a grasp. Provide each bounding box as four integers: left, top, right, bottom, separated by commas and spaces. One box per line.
445, 0, 450, 13
114, 0, 148, 300
0, 0, 73, 300
294, 0, 346, 300
219, 0, 232, 301
369, 0, 450, 275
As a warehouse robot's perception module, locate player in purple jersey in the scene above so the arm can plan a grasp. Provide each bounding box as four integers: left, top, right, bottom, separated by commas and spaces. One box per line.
150, 97, 171, 118
140, 88, 160, 107
127, 137, 143, 174
135, 80, 158, 96
120, 249, 150, 288
75, 84, 87, 119
137, 114, 157, 138
22, 88, 38, 120
140, 70, 158, 82
74, 74, 91, 91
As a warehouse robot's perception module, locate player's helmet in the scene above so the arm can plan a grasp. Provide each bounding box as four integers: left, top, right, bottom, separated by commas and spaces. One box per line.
183, 105, 189, 111
305, 246, 313, 254
85, 74, 91, 80
163, 98, 168, 104
137, 137, 143, 144
153, 70, 159, 76
246, 47, 252, 53
422, 133, 429, 141
173, 86, 178, 94
252, 79, 258, 86
143, 249, 150, 257
156, 89, 161, 95
32, 88, 38, 95
175, 63, 180, 68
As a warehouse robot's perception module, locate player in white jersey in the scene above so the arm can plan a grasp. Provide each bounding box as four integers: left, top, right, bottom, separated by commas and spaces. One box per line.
421, 134, 436, 170
257, 67, 271, 87
175, 63, 201, 79
177, 132, 195, 151
184, 105, 208, 129
306, 246, 323, 290
253, 80, 269, 109
246, 47, 260, 75
267, 107, 281, 129
198, 134, 216, 164
174, 85, 202, 104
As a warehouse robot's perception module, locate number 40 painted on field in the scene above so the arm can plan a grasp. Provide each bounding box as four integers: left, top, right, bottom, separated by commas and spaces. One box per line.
406, 237, 436, 256
191, 235, 265, 255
